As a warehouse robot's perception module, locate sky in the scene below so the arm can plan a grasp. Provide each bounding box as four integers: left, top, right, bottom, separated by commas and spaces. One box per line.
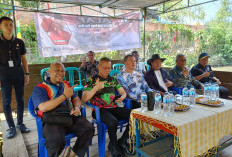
202, 0, 221, 23
179, 0, 221, 25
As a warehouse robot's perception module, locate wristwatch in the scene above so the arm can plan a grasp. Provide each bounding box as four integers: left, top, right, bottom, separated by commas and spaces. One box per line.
25, 72, 30, 75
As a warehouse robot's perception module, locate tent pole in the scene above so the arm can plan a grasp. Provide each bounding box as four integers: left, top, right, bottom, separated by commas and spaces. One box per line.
143, 8, 147, 61
11, 0, 17, 37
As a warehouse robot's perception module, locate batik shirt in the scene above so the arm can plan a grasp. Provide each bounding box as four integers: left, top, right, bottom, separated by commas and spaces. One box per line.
135, 62, 146, 74
117, 70, 152, 101
169, 65, 201, 88
79, 60, 99, 79
84, 75, 122, 108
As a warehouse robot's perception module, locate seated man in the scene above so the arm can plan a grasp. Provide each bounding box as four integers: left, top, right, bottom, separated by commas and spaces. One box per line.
169, 54, 203, 93
132, 51, 146, 75
82, 57, 133, 157
79, 51, 99, 80
145, 54, 173, 96
117, 55, 154, 109
32, 62, 94, 157
191, 52, 230, 98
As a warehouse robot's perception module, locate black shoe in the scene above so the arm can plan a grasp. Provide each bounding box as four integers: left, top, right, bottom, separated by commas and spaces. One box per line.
118, 138, 135, 155
6, 127, 16, 139
108, 142, 123, 157
16, 124, 30, 133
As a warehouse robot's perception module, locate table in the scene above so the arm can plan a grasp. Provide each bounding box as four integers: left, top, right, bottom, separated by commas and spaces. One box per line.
129, 99, 232, 157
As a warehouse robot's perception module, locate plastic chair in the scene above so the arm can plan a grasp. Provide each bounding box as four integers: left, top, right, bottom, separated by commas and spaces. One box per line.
109, 69, 120, 77
64, 67, 84, 93
86, 101, 130, 157
40, 68, 49, 82
171, 86, 182, 94
112, 63, 125, 71
28, 97, 89, 157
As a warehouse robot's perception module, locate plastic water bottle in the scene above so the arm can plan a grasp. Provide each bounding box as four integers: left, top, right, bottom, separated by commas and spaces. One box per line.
208, 82, 213, 101
163, 92, 170, 117
214, 83, 219, 100
211, 83, 216, 102
204, 82, 209, 101
169, 91, 175, 116
154, 91, 161, 114
141, 92, 147, 112
189, 87, 196, 106
182, 86, 189, 105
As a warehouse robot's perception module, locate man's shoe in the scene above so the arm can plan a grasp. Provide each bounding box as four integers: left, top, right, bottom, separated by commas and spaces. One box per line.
16, 124, 30, 133
118, 138, 135, 155
6, 127, 16, 139
108, 142, 123, 157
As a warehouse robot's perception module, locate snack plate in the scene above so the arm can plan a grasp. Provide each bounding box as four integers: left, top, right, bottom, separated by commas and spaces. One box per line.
162, 103, 190, 112
174, 103, 190, 111
195, 97, 224, 107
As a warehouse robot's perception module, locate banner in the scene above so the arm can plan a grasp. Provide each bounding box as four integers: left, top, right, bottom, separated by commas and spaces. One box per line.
34, 12, 141, 57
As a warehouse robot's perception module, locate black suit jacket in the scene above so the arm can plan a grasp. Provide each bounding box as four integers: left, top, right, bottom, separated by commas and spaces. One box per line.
144, 68, 172, 93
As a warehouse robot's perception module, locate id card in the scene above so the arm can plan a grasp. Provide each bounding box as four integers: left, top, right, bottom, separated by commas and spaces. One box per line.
8, 60, 14, 67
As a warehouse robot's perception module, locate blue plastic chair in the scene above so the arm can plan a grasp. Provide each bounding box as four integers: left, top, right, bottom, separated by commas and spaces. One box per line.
112, 63, 125, 71
40, 68, 49, 82
28, 97, 89, 157
64, 67, 84, 93
86, 101, 130, 157
109, 69, 120, 77
171, 86, 182, 94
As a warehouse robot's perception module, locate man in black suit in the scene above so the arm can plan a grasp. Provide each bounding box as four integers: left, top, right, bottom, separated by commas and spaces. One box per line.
145, 54, 173, 96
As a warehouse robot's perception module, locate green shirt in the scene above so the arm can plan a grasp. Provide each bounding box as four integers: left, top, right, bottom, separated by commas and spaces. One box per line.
84, 75, 122, 108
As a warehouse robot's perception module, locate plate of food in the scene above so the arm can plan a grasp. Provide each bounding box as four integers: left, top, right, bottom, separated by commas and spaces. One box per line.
161, 103, 190, 111
195, 97, 224, 107
174, 104, 190, 111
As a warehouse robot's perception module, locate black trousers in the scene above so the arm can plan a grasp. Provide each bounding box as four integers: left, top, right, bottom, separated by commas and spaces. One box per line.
219, 86, 230, 99
131, 100, 141, 109
43, 116, 94, 157
1, 76, 25, 128
93, 107, 131, 146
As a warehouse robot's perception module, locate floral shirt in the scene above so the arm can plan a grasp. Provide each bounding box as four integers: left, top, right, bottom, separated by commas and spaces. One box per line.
79, 60, 99, 79
117, 70, 152, 101
84, 75, 122, 108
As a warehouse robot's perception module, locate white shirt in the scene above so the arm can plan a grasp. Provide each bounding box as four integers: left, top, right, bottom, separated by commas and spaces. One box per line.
154, 70, 168, 92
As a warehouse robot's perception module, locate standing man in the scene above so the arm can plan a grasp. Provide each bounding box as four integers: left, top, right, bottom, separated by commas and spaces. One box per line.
82, 57, 133, 157
132, 51, 146, 75
0, 16, 30, 139
145, 54, 173, 96
117, 55, 154, 109
79, 51, 99, 80
191, 52, 230, 98
169, 54, 203, 93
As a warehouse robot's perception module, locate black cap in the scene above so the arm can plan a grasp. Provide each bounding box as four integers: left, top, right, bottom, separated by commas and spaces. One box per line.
147, 54, 166, 66
198, 53, 210, 60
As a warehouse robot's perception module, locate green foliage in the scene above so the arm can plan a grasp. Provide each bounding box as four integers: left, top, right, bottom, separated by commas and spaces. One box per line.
18, 1, 38, 8
21, 22, 37, 47
166, 24, 194, 42
156, 0, 205, 24
196, 0, 232, 65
